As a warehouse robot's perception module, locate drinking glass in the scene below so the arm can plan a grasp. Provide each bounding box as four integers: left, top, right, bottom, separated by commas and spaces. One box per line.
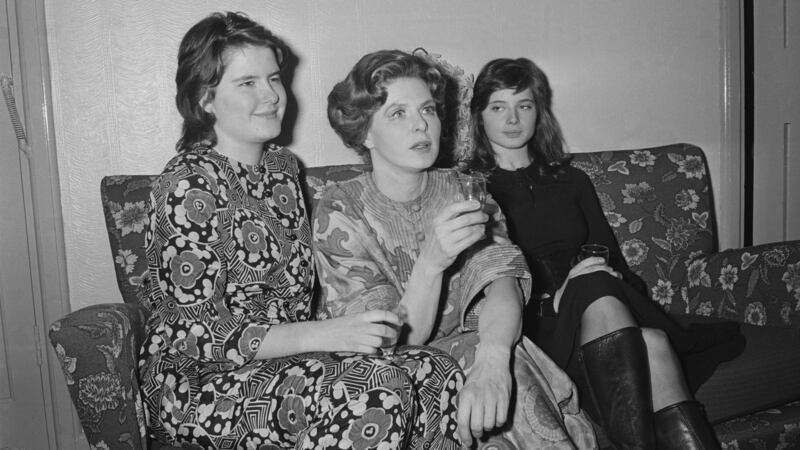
380, 304, 407, 356
579, 244, 610, 263
456, 174, 487, 206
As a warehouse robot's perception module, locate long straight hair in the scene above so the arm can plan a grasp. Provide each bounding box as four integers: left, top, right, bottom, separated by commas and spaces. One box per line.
467, 58, 570, 173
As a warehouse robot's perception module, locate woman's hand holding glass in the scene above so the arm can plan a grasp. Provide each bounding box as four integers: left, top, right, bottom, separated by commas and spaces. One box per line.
418, 200, 488, 273
553, 244, 620, 313
316, 309, 404, 354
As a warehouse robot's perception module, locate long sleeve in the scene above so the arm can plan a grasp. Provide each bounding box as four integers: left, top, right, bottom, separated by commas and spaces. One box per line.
450, 200, 532, 330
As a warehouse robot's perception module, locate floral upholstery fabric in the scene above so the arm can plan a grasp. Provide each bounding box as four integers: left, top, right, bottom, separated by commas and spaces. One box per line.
100, 175, 157, 306
49, 175, 162, 449
49, 302, 150, 449
572, 143, 800, 328
49, 143, 800, 449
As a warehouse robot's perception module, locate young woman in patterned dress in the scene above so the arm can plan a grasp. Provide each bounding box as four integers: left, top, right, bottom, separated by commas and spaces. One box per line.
138, 12, 464, 449
314, 49, 598, 449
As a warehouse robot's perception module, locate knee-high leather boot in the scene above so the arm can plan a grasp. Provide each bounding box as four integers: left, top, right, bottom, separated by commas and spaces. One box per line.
655, 400, 721, 450
579, 327, 655, 449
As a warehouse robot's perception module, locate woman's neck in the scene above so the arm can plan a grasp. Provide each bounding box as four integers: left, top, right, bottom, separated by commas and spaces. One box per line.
493, 146, 532, 171
214, 138, 265, 166
371, 165, 428, 202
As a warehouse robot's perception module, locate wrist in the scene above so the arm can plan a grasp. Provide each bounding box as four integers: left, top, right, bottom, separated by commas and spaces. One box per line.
296, 321, 323, 353
475, 341, 512, 363
414, 256, 445, 278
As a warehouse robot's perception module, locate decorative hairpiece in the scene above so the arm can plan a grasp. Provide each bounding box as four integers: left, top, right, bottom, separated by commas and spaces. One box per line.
411, 48, 475, 166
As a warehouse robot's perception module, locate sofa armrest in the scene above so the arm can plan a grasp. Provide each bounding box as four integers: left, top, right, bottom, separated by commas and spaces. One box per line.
681, 240, 800, 328
49, 302, 150, 449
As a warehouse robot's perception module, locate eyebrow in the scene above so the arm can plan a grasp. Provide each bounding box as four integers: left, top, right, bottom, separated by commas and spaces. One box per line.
489, 98, 534, 104
230, 70, 281, 83
384, 98, 435, 110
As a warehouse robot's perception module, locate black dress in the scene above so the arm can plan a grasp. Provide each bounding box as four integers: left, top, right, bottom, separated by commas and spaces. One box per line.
488, 162, 741, 392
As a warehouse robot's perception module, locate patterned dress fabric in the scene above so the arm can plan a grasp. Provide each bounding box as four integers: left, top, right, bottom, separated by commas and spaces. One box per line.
138, 144, 463, 449
312, 168, 599, 449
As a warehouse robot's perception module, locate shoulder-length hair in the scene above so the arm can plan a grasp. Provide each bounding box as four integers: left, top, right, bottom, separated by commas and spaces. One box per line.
467, 57, 570, 173
327, 49, 445, 160
174, 11, 290, 152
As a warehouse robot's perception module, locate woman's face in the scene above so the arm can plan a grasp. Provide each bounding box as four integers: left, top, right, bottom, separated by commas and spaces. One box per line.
365, 77, 440, 174
480, 87, 537, 154
203, 45, 286, 150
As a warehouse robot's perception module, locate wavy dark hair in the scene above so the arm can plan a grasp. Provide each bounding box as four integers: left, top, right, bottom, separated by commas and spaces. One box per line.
467, 57, 570, 173
174, 11, 290, 152
327, 49, 446, 160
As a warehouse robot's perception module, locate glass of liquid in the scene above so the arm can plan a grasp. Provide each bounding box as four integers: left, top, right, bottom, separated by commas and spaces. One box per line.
579, 244, 610, 263
456, 174, 487, 206
380, 304, 408, 357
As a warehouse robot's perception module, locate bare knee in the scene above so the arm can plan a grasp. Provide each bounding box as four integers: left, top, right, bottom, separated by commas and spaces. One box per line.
641, 328, 674, 364
580, 297, 636, 342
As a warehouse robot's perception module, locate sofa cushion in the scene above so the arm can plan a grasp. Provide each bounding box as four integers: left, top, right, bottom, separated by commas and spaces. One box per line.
693, 320, 800, 423
713, 400, 800, 449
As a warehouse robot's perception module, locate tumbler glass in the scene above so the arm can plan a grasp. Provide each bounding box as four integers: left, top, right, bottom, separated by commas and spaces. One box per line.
579, 243, 610, 263
456, 174, 487, 206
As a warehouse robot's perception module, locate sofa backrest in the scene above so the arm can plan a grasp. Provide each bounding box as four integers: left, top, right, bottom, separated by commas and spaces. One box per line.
101, 175, 158, 305
567, 143, 716, 295
101, 143, 715, 306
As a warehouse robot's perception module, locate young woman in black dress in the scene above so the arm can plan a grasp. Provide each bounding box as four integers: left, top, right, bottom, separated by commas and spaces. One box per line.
466, 57, 744, 449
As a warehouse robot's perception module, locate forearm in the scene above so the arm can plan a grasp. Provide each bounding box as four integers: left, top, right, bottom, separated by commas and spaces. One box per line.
402, 258, 445, 345
477, 277, 523, 356
256, 321, 325, 359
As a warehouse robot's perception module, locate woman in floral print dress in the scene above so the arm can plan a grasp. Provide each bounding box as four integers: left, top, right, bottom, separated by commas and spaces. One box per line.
138, 12, 463, 449
466, 57, 744, 449
314, 49, 598, 449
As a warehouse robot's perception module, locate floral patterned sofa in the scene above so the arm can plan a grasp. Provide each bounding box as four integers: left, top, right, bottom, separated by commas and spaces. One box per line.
49, 143, 800, 449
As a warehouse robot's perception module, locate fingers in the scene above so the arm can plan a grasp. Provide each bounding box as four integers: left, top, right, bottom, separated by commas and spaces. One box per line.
338, 311, 403, 354
479, 400, 495, 438
440, 223, 485, 251
435, 210, 487, 245
570, 257, 619, 278
571, 256, 605, 271
347, 334, 383, 354
457, 396, 474, 447
458, 390, 505, 447
361, 309, 402, 327
495, 393, 508, 428
470, 404, 485, 442
441, 199, 483, 220
451, 209, 489, 228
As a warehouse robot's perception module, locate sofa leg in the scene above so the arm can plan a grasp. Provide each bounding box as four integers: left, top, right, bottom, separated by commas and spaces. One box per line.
654, 400, 720, 450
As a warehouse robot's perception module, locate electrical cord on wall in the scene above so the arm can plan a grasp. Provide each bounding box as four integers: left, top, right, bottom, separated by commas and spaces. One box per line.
1, 73, 30, 158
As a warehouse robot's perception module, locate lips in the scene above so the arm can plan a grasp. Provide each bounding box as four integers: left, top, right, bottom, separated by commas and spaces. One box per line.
503, 131, 522, 138
254, 110, 279, 118
410, 140, 432, 150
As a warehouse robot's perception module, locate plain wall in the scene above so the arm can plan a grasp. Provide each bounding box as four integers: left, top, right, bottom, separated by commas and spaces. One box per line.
45, 0, 739, 309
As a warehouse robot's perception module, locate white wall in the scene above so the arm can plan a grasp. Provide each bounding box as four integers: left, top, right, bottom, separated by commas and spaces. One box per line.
45, 0, 739, 309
